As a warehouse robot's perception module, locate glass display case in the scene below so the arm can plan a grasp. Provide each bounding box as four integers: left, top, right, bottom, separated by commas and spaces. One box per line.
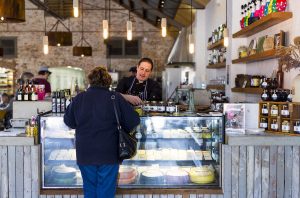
40, 114, 224, 190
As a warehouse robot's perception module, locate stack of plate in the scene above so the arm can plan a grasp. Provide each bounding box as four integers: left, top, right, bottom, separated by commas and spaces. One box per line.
118, 166, 137, 185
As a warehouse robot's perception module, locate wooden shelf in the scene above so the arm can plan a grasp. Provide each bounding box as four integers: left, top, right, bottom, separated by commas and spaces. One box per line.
206, 62, 226, 69
207, 39, 224, 50
233, 12, 293, 38
207, 84, 225, 90
231, 87, 263, 94
232, 49, 278, 64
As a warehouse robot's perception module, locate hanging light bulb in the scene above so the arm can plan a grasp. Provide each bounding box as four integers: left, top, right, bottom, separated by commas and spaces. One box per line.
43, 35, 49, 55
223, 27, 229, 47
189, 33, 194, 54
161, 18, 167, 37
127, 20, 132, 41
103, 20, 109, 39
73, 0, 79, 18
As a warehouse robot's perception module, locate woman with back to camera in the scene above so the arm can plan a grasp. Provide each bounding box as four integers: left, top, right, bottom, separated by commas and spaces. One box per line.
64, 66, 140, 198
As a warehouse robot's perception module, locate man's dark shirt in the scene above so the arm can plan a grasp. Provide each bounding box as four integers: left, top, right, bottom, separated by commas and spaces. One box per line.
116, 76, 162, 101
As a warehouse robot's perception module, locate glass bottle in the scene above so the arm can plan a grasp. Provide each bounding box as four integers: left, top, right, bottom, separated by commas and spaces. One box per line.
264, 0, 270, 16
60, 90, 66, 113
17, 83, 24, 101
261, 103, 269, 115
271, 0, 277, 12
281, 104, 289, 118
270, 104, 279, 116
276, 0, 287, 12
56, 91, 61, 113
23, 80, 30, 101
276, 64, 284, 89
287, 90, 293, 102
271, 89, 278, 101
52, 92, 57, 113
30, 81, 38, 101
271, 118, 279, 131
240, 5, 245, 29
268, 0, 274, 14
254, 0, 261, 18
260, 117, 268, 128
281, 120, 290, 133
260, 0, 266, 18
261, 90, 270, 101
294, 121, 300, 134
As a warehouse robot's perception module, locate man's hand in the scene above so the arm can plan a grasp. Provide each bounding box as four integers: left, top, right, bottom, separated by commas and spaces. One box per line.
121, 94, 143, 106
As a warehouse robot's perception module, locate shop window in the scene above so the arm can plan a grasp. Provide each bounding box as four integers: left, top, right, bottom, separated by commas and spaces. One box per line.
0, 37, 17, 58
106, 37, 141, 58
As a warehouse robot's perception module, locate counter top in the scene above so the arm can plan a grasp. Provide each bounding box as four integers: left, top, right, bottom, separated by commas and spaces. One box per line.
0, 128, 35, 146
226, 132, 300, 146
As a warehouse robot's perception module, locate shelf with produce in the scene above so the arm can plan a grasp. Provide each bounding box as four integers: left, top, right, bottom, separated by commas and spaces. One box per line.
232, 49, 278, 64
206, 62, 226, 69
206, 85, 225, 91
231, 87, 263, 94
207, 39, 224, 50
233, 12, 293, 38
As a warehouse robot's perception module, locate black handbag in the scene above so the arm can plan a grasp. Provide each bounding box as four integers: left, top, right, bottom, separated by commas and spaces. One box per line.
111, 94, 137, 160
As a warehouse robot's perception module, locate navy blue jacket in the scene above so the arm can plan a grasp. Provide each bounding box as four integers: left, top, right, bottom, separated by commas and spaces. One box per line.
64, 86, 140, 165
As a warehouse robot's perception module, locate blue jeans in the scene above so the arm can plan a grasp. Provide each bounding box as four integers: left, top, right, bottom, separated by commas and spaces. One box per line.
78, 164, 119, 198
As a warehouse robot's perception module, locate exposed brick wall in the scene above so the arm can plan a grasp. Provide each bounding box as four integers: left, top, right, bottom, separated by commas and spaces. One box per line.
0, 0, 174, 81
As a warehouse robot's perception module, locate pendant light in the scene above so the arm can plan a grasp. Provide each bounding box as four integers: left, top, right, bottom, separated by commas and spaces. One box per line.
102, 0, 109, 39
127, 11, 132, 41
161, 18, 167, 37
189, 0, 194, 54
43, 14, 48, 55
73, 0, 79, 18
223, 0, 229, 47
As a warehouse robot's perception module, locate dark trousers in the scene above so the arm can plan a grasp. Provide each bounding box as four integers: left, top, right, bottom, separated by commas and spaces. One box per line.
78, 164, 119, 198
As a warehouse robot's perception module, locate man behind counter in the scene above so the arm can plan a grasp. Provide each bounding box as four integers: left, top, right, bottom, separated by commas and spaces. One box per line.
116, 57, 162, 105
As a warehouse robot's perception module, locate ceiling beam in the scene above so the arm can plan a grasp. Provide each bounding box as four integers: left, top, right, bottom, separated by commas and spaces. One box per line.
181, 0, 205, 9
132, 0, 183, 29
29, 0, 64, 20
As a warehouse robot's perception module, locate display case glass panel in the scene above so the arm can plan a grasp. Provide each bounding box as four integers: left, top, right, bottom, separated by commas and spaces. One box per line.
40, 114, 224, 189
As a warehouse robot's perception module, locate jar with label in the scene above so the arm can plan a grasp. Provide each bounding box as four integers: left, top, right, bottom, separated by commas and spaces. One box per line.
261, 90, 270, 101
150, 101, 158, 112
270, 104, 279, 117
166, 101, 176, 113
261, 77, 269, 89
271, 90, 279, 101
142, 101, 151, 112
281, 120, 290, 133
287, 90, 293, 102
251, 75, 261, 87
271, 119, 279, 131
260, 118, 268, 129
281, 104, 290, 118
261, 104, 269, 116
294, 121, 300, 134
157, 101, 165, 112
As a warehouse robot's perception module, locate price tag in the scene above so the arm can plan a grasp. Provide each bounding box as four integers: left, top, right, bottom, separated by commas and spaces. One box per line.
271, 110, 278, 115
262, 109, 268, 114
282, 125, 290, 131
294, 126, 300, 132
260, 123, 268, 128
271, 124, 278, 130
281, 110, 289, 116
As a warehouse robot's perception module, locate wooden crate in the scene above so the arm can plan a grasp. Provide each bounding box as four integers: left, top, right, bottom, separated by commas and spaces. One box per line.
258, 101, 300, 135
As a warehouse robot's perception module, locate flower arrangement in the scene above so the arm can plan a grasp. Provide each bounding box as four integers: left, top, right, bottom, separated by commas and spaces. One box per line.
277, 36, 300, 72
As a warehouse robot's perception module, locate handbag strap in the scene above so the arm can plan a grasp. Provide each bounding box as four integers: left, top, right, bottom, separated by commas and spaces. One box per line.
111, 94, 122, 130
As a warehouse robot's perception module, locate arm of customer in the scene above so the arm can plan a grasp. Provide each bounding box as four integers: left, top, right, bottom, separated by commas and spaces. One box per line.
64, 100, 77, 129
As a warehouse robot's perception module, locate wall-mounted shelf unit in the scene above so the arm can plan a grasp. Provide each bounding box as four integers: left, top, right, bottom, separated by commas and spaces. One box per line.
207, 39, 224, 50
231, 87, 263, 94
233, 12, 293, 38
232, 49, 278, 64
207, 85, 225, 91
206, 62, 226, 69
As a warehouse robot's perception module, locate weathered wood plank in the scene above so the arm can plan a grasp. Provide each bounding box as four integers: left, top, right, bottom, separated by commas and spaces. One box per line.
31, 146, 39, 198
261, 146, 270, 198
247, 146, 254, 198
23, 146, 31, 198
1, 146, 8, 198
269, 146, 277, 198
8, 146, 16, 198
254, 147, 262, 198
231, 146, 239, 198
16, 146, 24, 198
239, 146, 246, 198
223, 145, 231, 198
277, 146, 284, 198
284, 146, 293, 198
292, 146, 300, 198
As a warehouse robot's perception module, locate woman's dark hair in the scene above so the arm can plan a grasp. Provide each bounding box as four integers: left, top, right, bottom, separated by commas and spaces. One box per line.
20, 72, 34, 81
88, 66, 112, 88
138, 57, 154, 71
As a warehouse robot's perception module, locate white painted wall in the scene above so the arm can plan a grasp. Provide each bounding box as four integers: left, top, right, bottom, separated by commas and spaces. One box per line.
195, 0, 300, 103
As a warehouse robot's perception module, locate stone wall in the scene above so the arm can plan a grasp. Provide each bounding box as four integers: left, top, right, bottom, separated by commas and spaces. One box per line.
0, 0, 174, 81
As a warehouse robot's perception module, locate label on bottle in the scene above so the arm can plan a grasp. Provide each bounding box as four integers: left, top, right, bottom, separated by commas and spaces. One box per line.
56, 98, 61, 113
32, 93, 37, 101
260, 123, 268, 128
262, 93, 268, 100
294, 126, 300, 133
262, 109, 268, 114
282, 125, 290, 132
262, 81, 268, 88
150, 106, 158, 112
281, 110, 289, 116
271, 124, 278, 130
17, 94, 22, 101
272, 93, 278, 100
271, 110, 278, 116
166, 106, 176, 113
157, 106, 165, 112
24, 94, 28, 101
61, 98, 66, 113
143, 105, 150, 112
